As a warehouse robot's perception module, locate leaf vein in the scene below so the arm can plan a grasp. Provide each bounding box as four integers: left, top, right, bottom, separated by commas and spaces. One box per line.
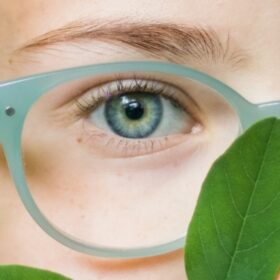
223, 164, 245, 220
252, 263, 267, 280
210, 199, 233, 258
238, 147, 256, 184
198, 214, 218, 280
247, 190, 280, 218
237, 226, 280, 253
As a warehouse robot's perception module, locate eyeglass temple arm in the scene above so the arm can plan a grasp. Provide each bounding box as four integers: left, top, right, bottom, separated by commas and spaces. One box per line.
239, 101, 280, 130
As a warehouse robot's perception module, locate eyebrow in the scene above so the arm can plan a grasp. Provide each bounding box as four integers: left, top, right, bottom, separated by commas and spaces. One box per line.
16, 19, 249, 68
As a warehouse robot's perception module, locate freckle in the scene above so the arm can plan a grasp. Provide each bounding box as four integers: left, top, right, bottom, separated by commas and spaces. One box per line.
77, 137, 83, 143
8, 58, 13, 65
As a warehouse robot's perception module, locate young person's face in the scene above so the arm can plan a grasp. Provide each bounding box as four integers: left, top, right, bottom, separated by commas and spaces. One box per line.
0, 1, 280, 279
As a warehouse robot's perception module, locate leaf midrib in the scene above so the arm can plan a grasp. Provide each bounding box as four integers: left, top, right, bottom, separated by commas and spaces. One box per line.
224, 119, 276, 280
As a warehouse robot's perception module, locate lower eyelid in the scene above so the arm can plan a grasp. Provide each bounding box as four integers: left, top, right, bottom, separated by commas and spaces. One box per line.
76, 119, 204, 158
73, 130, 205, 175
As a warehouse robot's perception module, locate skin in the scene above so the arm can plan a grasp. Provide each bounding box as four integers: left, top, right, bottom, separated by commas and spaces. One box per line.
0, 0, 280, 279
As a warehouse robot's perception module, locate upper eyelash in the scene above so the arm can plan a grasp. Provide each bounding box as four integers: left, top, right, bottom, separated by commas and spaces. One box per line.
74, 77, 184, 116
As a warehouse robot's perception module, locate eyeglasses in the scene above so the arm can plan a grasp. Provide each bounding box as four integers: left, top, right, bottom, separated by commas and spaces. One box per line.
0, 61, 279, 259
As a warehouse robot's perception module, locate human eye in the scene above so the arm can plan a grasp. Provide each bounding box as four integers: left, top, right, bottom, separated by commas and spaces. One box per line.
70, 75, 204, 157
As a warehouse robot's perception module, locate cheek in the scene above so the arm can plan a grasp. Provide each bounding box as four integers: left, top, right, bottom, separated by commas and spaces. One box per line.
0, 178, 64, 264
22, 136, 201, 248
21, 118, 236, 251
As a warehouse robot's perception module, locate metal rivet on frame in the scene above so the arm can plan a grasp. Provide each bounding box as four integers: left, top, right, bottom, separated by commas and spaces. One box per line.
5, 106, 16, 116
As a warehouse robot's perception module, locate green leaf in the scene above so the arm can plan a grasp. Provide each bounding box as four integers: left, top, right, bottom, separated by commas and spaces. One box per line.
0, 265, 71, 280
185, 118, 280, 280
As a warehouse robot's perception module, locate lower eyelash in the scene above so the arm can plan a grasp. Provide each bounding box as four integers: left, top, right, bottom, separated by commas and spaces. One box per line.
106, 136, 168, 157
78, 121, 189, 158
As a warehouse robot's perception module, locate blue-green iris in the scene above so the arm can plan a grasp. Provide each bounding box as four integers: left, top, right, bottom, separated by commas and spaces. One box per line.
105, 92, 163, 138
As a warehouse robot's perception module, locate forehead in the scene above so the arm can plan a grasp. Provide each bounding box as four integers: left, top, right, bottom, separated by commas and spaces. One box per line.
0, 0, 273, 51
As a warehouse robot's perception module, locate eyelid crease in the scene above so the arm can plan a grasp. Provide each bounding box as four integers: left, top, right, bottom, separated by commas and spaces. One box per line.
15, 19, 250, 69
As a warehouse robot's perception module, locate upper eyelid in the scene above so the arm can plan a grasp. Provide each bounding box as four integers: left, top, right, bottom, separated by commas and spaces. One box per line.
73, 76, 203, 122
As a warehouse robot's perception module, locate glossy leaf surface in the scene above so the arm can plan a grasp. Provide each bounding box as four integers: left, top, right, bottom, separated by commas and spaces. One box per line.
185, 118, 280, 280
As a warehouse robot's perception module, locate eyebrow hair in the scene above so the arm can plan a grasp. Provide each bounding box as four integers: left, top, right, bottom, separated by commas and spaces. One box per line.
17, 20, 249, 68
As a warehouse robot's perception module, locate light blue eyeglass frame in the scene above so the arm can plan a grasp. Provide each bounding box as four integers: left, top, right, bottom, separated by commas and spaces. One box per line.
0, 61, 279, 259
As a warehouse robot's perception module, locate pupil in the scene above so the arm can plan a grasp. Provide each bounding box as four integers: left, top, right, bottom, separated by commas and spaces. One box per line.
124, 100, 144, 120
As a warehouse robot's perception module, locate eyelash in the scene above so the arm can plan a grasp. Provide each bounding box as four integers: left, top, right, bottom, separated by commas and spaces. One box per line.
74, 77, 192, 117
